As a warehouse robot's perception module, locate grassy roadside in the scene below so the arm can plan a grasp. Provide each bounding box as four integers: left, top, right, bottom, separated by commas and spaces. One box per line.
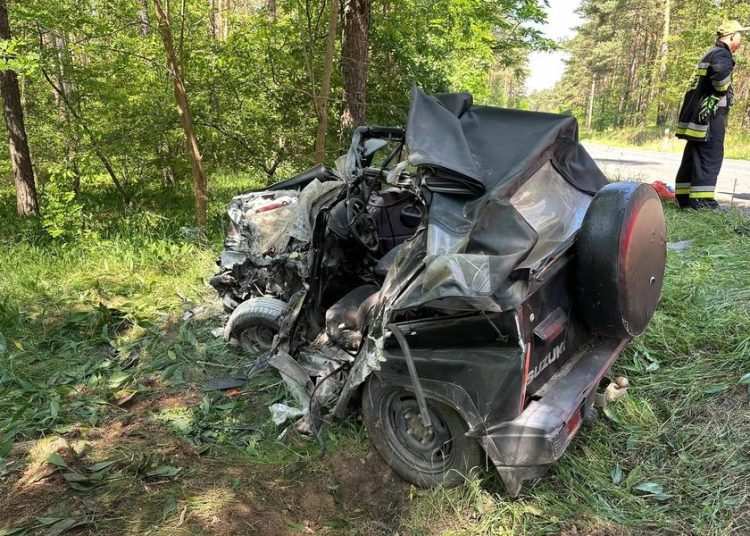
582, 126, 750, 160
1, 175, 749, 535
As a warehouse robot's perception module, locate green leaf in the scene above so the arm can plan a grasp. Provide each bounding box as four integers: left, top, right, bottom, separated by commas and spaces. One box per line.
625, 466, 642, 488
67, 481, 96, 492
324, 518, 350, 528
45, 454, 69, 469
284, 520, 307, 532
703, 383, 730, 394
602, 404, 620, 423
161, 496, 177, 520
46, 518, 83, 536
160, 363, 183, 383
108, 371, 131, 389
633, 482, 664, 495
0, 527, 29, 536
34, 518, 63, 527
739, 373, 750, 385
35, 517, 85, 534
50, 399, 60, 419
523, 505, 543, 516
10, 402, 30, 424
0, 435, 13, 458
86, 459, 120, 473
180, 324, 199, 346
610, 464, 623, 485
86, 459, 120, 480
145, 465, 182, 478
62, 471, 91, 483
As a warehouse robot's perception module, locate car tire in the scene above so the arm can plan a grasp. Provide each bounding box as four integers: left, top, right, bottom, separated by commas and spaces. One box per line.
361, 375, 482, 488
223, 297, 287, 354
576, 182, 666, 338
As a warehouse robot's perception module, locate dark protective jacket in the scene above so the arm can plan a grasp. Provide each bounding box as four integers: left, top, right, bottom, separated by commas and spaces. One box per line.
676, 40, 735, 141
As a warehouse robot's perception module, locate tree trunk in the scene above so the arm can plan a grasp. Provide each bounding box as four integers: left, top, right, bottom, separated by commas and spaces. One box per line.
655, 0, 671, 126
0, 0, 38, 216
623, 11, 642, 127
209, 0, 218, 38
179, 0, 187, 60
49, 33, 82, 192
223, 0, 231, 40
153, 0, 208, 230
340, 0, 369, 129
586, 76, 597, 130
138, 0, 150, 36
314, 0, 339, 165
210, 0, 228, 42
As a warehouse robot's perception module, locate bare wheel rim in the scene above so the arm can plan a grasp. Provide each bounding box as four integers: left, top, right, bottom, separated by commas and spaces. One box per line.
378, 388, 456, 476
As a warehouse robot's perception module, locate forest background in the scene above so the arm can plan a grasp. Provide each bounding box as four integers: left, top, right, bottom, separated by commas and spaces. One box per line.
3, 0, 750, 222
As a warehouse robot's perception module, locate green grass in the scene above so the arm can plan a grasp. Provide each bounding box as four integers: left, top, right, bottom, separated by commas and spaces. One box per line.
583, 126, 750, 160
1, 175, 749, 535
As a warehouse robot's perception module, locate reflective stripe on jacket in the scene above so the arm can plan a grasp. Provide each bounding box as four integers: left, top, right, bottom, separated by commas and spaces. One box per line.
676, 40, 735, 142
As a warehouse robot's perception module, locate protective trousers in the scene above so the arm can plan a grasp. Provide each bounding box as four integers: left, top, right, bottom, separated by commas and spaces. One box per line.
675, 108, 727, 207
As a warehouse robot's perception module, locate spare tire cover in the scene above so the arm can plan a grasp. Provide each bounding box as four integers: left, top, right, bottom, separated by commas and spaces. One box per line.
576, 182, 666, 338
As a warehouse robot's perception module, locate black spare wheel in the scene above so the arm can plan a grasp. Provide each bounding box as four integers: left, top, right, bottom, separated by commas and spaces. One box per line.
224, 297, 287, 353
362, 375, 482, 488
576, 182, 666, 339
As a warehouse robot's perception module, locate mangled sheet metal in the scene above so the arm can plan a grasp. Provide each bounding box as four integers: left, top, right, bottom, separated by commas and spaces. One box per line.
398, 88, 608, 313
227, 178, 342, 256
212, 178, 343, 307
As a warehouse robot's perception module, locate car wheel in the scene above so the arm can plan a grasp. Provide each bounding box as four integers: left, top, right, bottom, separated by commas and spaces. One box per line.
361, 375, 482, 488
224, 297, 287, 354
576, 182, 666, 338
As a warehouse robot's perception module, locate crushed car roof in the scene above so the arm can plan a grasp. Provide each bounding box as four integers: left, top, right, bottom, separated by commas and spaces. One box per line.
389, 88, 610, 313
406, 87, 607, 197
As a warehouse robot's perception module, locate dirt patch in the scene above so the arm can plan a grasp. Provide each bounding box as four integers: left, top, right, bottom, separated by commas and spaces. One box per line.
682, 390, 748, 423
16, 436, 79, 486
1, 436, 87, 528
177, 447, 409, 535
328, 449, 408, 519
151, 392, 204, 411
0, 383, 410, 535
0, 392, 206, 533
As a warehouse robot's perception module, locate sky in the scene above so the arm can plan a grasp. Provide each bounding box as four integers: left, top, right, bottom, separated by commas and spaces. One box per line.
525, 0, 582, 93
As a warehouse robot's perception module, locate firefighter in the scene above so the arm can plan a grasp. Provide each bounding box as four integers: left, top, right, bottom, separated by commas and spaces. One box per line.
675, 20, 748, 210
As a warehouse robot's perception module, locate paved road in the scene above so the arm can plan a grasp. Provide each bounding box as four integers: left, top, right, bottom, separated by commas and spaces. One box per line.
583, 143, 750, 206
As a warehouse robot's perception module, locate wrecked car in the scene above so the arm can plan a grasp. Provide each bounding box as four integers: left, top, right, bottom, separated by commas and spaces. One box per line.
210, 88, 667, 495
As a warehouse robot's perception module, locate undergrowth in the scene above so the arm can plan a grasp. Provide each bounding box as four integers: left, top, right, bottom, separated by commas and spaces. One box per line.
0, 174, 749, 535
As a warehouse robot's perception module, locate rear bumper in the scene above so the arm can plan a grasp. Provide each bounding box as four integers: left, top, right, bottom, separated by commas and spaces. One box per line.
477, 337, 628, 494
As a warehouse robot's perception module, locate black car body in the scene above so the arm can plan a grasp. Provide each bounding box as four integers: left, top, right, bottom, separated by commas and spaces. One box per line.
211, 89, 667, 495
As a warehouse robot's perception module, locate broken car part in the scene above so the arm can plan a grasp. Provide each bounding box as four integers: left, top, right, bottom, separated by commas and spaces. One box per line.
210, 89, 666, 496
